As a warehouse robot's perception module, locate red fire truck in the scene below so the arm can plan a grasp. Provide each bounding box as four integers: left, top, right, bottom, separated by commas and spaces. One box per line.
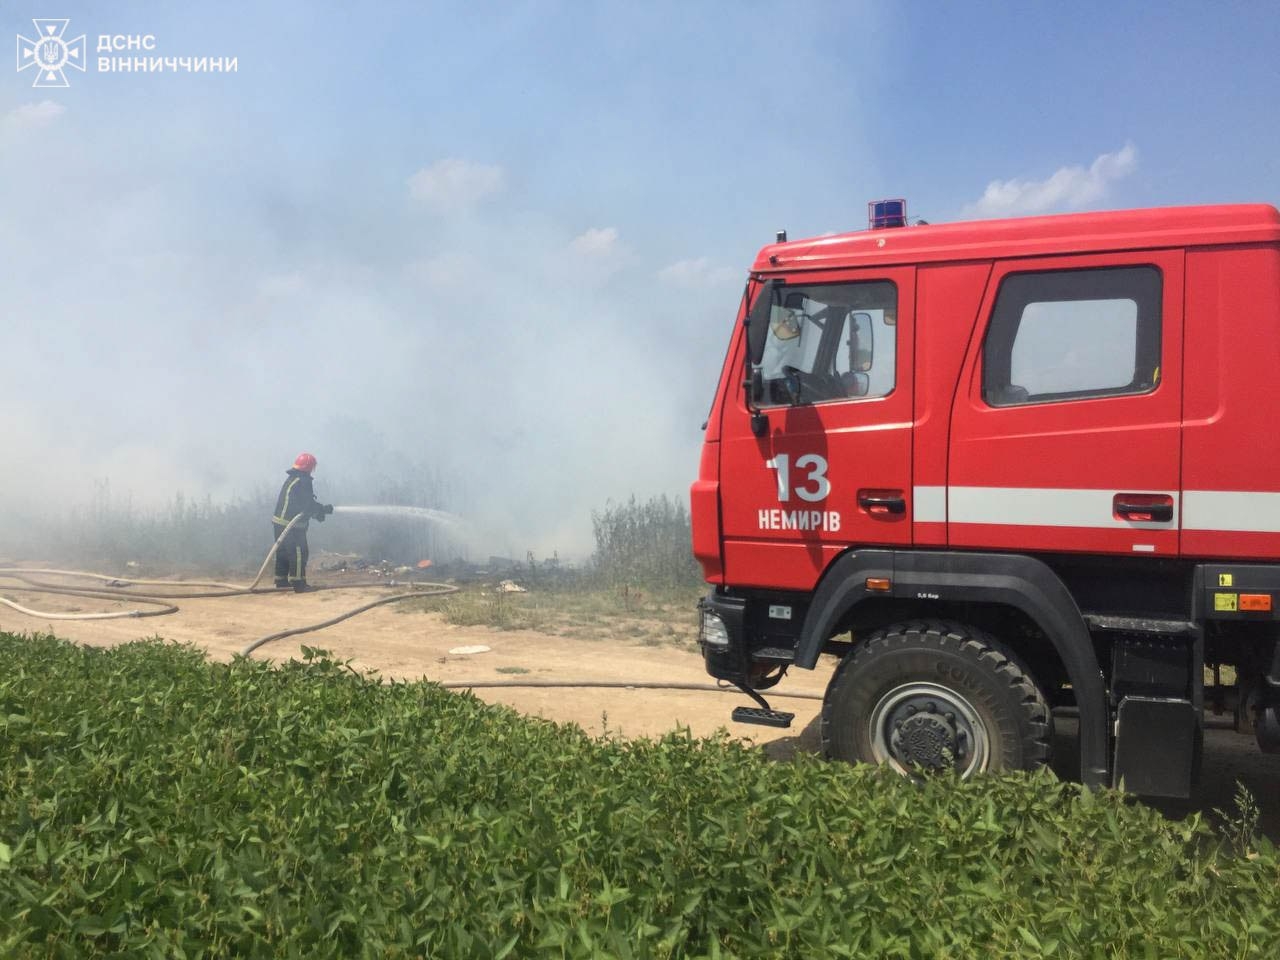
692, 200, 1280, 797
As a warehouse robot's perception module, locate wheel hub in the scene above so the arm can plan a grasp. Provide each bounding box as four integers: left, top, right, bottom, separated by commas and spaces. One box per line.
893, 712, 957, 768
867, 683, 989, 777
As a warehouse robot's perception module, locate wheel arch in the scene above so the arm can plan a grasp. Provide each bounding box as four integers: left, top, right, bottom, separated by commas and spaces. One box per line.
795, 548, 1109, 787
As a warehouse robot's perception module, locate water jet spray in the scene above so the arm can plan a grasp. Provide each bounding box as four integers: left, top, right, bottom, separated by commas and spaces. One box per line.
332, 504, 464, 529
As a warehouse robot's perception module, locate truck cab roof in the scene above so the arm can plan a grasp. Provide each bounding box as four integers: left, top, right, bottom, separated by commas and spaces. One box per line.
754, 203, 1280, 273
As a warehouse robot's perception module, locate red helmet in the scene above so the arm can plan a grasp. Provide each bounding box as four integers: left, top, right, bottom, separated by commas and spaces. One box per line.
293, 452, 317, 473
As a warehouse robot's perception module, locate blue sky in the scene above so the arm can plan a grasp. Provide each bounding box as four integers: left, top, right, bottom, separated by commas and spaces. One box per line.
2, 1, 1277, 556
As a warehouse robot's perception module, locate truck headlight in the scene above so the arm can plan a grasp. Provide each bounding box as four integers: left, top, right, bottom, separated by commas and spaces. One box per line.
700, 608, 730, 648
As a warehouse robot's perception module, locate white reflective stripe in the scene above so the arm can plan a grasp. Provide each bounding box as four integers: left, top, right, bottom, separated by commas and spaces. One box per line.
928, 486, 1280, 533
947, 487, 1178, 531
1183, 491, 1280, 533
912, 486, 947, 523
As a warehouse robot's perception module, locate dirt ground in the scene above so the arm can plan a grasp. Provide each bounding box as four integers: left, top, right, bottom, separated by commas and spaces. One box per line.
3, 570, 1278, 838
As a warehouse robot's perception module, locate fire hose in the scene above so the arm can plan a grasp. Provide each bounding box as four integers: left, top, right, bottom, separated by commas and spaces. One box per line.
433, 680, 823, 700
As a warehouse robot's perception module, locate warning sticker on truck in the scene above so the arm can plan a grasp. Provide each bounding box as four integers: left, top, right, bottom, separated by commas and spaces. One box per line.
1214, 593, 1238, 612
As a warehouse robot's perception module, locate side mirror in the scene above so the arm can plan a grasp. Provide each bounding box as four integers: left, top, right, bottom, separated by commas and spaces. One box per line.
749, 367, 764, 403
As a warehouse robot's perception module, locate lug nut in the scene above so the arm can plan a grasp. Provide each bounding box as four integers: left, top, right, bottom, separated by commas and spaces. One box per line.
905, 705, 917, 715
945, 712, 956, 723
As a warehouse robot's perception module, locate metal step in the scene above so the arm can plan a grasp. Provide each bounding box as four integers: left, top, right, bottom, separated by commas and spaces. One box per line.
750, 646, 796, 664
1083, 614, 1199, 637
731, 706, 795, 728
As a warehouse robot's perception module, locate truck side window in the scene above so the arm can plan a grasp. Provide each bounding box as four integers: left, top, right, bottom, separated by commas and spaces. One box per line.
757, 281, 897, 407
982, 266, 1162, 407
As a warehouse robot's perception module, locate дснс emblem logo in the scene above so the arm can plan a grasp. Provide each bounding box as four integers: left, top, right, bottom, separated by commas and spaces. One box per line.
16, 19, 87, 88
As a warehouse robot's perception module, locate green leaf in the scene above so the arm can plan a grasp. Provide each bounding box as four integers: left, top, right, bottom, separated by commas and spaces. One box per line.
73, 916, 109, 937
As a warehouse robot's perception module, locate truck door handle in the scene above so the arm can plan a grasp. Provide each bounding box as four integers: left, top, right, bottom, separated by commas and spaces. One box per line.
858, 492, 907, 516
1114, 494, 1174, 523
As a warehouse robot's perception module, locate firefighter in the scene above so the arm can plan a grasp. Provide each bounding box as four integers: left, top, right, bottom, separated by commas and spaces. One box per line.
272, 452, 334, 592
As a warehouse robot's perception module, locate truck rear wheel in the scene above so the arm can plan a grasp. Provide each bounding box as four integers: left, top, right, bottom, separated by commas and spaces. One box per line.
822, 619, 1052, 777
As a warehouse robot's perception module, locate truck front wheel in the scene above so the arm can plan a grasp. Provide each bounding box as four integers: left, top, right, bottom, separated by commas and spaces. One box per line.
821, 619, 1052, 777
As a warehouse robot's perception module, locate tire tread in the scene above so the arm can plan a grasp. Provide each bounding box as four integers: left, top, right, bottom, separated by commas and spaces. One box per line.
821, 618, 1053, 770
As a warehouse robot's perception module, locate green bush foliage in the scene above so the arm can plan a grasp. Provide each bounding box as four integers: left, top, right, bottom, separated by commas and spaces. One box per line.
590, 495, 701, 593
2, 633, 1278, 959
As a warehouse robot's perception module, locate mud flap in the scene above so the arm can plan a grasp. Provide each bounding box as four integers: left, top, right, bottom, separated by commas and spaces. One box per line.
1113, 696, 1197, 798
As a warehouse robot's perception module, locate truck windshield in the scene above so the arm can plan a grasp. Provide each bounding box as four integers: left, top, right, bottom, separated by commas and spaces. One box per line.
757, 280, 897, 406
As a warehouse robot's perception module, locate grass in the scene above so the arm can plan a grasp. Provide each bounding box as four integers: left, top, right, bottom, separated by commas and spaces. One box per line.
402, 581, 705, 648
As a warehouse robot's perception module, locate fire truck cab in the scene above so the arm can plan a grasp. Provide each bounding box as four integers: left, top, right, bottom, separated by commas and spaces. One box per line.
692, 201, 1280, 796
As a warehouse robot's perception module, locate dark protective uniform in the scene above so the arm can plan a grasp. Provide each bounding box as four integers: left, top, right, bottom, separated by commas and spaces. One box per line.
272, 468, 329, 586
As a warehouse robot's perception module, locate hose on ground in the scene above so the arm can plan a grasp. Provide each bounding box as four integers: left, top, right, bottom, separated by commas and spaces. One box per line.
0, 567, 245, 591
1, 564, 456, 642
0, 514, 307, 597
240, 587, 455, 656
1, 571, 270, 601
436, 679, 824, 700
0, 591, 179, 621
0, 514, 313, 620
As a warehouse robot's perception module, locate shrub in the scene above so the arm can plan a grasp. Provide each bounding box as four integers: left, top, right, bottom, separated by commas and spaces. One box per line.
590, 494, 701, 594
1, 633, 1277, 958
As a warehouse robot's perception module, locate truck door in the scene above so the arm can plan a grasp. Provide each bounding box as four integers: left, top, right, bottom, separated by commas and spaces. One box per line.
948, 251, 1184, 556
719, 267, 915, 589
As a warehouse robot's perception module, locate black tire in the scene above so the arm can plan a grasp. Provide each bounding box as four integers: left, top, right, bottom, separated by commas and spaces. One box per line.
821, 619, 1053, 777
